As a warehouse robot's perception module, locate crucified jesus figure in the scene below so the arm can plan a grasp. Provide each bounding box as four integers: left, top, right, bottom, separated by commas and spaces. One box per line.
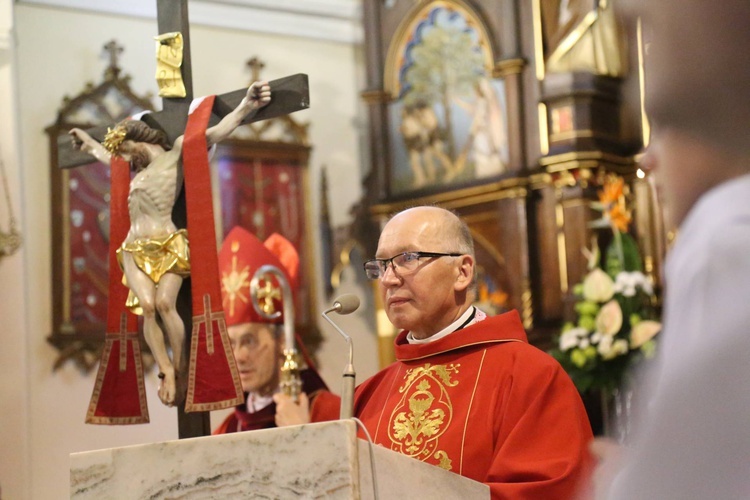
70, 81, 271, 407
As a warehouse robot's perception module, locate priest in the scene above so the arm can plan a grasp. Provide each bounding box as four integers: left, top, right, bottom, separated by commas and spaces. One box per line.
284, 206, 594, 497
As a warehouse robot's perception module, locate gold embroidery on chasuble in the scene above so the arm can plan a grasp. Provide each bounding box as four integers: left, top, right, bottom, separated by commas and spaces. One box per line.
389, 363, 460, 470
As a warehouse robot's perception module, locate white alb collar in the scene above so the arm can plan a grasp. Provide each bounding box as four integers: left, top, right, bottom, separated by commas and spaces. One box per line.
406, 306, 476, 344
245, 390, 277, 413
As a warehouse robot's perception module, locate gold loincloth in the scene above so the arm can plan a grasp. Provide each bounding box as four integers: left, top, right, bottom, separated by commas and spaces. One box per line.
116, 229, 191, 315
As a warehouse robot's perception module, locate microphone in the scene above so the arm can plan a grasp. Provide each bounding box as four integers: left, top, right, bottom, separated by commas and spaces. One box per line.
330, 294, 360, 315
322, 294, 360, 419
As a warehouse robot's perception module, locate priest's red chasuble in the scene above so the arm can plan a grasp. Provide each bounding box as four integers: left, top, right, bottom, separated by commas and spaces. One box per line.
353, 310, 593, 499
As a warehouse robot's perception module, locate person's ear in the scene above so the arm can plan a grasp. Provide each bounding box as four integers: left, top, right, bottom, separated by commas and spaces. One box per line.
454, 254, 474, 292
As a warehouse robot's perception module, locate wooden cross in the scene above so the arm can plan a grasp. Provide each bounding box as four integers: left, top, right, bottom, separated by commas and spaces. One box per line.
247, 56, 266, 83
57, 0, 310, 439
102, 40, 124, 79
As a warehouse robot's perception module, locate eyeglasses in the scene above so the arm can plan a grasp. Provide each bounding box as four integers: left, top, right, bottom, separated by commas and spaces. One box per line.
363, 251, 463, 280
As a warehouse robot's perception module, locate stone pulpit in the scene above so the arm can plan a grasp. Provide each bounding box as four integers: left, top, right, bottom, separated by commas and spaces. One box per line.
70, 420, 489, 498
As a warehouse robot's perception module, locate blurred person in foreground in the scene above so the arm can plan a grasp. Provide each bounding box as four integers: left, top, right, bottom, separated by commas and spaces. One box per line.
213, 227, 338, 433
590, 1, 750, 498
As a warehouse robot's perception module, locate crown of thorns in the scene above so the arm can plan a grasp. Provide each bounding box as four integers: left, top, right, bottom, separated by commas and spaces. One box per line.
102, 126, 127, 155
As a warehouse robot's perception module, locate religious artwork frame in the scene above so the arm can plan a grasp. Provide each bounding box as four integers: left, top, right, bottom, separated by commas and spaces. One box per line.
212, 108, 323, 353
46, 41, 155, 372
382, 0, 518, 198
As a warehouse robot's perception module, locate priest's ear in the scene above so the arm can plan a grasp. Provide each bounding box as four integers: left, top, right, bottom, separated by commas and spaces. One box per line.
454, 254, 475, 293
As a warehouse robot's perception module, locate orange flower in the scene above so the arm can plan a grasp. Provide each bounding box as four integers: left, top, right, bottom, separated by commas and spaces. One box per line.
597, 176, 632, 233
479, 282, 508, 308
489, 290, 508, 307
598, 176, 625, 205
609, 204, 632, 232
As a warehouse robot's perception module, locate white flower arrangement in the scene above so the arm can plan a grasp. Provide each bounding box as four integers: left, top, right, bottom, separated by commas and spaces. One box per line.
552, 263, 661, 392
550, 174, 661, 393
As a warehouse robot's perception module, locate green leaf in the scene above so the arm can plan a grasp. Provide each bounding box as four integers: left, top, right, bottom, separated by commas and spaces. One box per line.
571, 349, 588, 368
619, 232, 644, 272
576, 300, 600, 316
578, 315, 596, 331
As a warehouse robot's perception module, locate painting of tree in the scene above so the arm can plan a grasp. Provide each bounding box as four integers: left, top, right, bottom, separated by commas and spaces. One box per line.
388, 2, 509, 194
403, 24, 484, 158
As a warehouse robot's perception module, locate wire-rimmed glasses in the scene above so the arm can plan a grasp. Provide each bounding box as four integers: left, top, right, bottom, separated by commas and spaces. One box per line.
363, 251, 463, 280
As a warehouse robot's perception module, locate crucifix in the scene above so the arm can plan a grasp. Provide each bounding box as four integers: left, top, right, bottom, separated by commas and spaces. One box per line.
60, 0, 310, 439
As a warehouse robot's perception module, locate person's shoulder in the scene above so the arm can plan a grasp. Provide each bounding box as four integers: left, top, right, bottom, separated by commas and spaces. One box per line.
309, 390, 341, 423
671, 198, 750, 284
679, 174, 750, 247
477, 341, 580, 394
667, 176, 750, 284
482, 338, 562, 372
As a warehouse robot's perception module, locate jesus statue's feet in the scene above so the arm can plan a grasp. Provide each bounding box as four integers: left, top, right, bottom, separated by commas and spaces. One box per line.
157, 369, 177, 406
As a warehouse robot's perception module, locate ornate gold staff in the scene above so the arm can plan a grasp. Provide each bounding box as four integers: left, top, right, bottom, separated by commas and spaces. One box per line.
249, 264, 302, 401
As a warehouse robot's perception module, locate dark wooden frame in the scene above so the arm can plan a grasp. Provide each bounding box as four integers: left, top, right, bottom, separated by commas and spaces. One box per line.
364, 0, 528, 202
46, 51, 155, 372
210, 127, 322, 356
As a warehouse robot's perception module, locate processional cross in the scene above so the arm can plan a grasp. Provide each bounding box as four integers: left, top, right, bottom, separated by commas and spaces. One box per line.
58, 0, 310, 438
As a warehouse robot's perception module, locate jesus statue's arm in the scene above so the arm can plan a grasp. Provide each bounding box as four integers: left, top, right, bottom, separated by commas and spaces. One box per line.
69, 128, 112, 164
205, 80, 271, 147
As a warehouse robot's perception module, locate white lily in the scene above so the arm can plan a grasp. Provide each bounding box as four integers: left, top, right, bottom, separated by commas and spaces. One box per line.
583, 268, 615, 302
630, 320, 662, 348
614, 271, 654, 297
596, 300, 623, 336
559, 327, 589, 351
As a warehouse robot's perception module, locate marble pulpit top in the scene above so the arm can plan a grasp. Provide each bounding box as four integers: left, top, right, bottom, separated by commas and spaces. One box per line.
70, 420, 489, 499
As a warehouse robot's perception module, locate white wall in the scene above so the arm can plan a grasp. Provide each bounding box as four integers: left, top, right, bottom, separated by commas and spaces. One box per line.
0, 2, 32, 499
5, 3, 372, 498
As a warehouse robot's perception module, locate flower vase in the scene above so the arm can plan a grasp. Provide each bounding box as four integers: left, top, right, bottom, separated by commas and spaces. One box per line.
601, 386, 633, 444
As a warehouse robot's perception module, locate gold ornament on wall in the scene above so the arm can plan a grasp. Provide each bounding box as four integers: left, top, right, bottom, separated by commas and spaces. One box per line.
0, 144, 22, 259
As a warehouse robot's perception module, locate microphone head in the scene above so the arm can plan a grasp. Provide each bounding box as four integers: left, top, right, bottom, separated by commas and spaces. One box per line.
333, 294, 360, 315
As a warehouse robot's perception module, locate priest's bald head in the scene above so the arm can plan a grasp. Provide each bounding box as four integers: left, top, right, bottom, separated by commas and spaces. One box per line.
366, 206, 476, 340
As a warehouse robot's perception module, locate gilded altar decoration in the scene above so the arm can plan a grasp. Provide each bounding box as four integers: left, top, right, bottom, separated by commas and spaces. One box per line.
550, 175, 661, 393
154, 32, 187, 98
389, 363, 460, 469
542, 0, 626, 77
